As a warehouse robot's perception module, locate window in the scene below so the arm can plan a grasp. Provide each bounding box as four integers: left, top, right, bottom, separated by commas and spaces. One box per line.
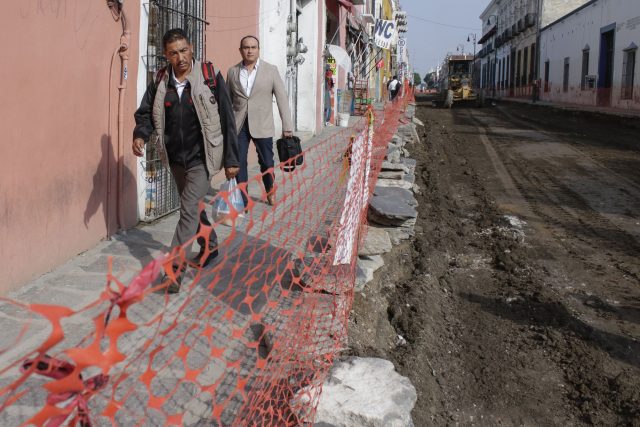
544, 60, 550, 92
522, 46, 528, 86
563, 57, 570, 92
516, 50, 522, 87
529, 43, 536, 83
622, 45, 637, 100
581, 48, 590, 90
503, 56, 508, 89
143, 0, 207, 220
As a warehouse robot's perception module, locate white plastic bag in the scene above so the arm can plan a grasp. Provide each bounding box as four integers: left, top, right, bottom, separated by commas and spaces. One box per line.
214, 178, 244, 224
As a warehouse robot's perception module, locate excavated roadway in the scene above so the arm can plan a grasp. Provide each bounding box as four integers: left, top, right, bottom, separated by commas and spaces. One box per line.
350, 98, 640, 426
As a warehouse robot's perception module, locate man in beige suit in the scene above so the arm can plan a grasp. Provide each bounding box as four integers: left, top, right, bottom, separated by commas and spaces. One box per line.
227, 35, 293, 207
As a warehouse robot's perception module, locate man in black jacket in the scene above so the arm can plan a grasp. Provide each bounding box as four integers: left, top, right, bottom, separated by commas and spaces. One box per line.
133, 28, 239, 292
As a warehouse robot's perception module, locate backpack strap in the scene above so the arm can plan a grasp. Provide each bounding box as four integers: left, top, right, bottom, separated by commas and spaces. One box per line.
201, 61, 218, 99
154, 66, 168, 87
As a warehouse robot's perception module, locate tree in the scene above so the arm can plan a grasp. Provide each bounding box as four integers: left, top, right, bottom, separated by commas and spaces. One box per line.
424, 71, 437, 88
413, 72, 422, 86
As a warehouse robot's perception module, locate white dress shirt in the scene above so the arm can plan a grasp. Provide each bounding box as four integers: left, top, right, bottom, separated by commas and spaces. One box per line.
239, 59, 260, 96
171, 65, 190, 99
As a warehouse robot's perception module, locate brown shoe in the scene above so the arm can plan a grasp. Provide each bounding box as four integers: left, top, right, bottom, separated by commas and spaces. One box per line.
266, 192, 275, 206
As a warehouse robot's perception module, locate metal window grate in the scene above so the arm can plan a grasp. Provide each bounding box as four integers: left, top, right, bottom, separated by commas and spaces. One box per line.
143, 0, 208, 221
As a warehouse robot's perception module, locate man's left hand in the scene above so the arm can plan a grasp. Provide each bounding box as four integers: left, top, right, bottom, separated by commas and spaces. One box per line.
283, 131, 293, 138
225, 167, 239, 179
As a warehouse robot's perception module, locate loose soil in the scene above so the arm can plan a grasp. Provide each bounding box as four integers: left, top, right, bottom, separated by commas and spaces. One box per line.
348, 99, 640, 426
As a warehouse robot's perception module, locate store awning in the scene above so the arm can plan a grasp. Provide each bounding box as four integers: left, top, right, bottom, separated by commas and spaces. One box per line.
327, 44, 352, 72
478, 26, 496, 44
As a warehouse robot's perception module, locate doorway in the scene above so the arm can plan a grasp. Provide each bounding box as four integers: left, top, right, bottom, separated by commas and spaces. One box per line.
597, 24, 615, 107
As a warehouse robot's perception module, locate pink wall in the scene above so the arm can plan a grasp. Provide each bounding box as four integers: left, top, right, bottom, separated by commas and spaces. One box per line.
205, 2, 259, 77
1, 1, 141, 292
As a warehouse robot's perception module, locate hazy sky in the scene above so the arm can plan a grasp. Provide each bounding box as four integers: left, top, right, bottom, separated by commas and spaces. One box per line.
403, 0, 489, 77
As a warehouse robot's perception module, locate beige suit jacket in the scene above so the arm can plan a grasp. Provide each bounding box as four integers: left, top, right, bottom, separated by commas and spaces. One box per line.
227, 60, 293, 139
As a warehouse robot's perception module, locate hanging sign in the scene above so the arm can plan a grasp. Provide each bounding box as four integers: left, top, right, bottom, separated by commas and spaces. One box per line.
374, 19, 396, 49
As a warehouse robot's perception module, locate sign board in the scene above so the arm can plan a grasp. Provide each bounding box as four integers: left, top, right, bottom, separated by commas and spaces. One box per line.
397, 36, 407, 65
374, 19, 396, 49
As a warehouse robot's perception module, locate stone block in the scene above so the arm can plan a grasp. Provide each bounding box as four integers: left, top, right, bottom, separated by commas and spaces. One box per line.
358, 227, 392, 256
313, 357, 417, 427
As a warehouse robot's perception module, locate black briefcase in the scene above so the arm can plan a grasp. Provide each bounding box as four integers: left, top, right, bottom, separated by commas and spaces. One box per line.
276, 135, 304, 172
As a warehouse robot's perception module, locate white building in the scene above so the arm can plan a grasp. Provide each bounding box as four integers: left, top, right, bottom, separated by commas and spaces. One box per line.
539, 0, 640, 110
478, 0, 590, 99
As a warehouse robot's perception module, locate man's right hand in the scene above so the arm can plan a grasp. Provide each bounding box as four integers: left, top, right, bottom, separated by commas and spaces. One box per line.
133, 138, 145, 157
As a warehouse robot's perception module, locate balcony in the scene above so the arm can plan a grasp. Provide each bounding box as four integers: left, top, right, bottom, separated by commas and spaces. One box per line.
361, 13, 375, 25
525, 13, 536, 27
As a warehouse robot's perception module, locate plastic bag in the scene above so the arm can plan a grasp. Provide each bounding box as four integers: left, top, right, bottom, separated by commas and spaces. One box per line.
213, 178, 244, 224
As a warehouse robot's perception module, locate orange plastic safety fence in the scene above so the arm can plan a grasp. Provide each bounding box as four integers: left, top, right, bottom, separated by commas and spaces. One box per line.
0, 100, 410, 426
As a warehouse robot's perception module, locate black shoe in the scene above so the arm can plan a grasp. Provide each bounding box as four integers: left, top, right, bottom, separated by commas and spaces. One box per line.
161, 272, 182, 294
250, 323, 273, 359
192, 247, 219, 268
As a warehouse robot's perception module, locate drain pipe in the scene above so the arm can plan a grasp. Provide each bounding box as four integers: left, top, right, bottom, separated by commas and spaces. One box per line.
116, 27, 131, 230
107, 0, 130, 232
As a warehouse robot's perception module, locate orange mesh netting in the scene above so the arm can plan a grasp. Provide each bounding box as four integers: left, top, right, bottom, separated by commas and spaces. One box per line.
0, 99, 410, 426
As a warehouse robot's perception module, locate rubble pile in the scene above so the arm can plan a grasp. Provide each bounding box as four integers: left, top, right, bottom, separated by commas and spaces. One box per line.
315, 105, 422, 427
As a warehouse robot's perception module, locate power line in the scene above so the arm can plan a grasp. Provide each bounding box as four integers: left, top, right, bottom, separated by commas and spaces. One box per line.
407, 14, 480, 31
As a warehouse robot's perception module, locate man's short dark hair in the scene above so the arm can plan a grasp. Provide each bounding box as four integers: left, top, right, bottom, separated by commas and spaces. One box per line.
240, 35, 260, 48
163, 28, 190, 49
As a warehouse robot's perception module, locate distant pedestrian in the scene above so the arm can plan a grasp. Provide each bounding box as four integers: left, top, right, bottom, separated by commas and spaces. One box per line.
133, 28, 239, 292
324, 67, 335, 125
388, 75, 401, 101
226, 35, 293, 207
532, 79, 540, 103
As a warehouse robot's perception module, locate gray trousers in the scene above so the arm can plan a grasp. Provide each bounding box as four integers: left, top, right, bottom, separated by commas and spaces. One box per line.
170, 162, 217, 252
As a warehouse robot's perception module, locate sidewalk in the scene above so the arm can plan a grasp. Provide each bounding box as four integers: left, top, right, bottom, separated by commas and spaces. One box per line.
0, 115, 365, 425
496, 96, 640, 120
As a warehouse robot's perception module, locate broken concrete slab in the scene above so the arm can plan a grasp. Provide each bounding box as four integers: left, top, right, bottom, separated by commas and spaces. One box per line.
373, 186, 418, 207
375, 179, 414, 190
385, 227, 414, 245
358, 227, 392, 257
381, 162, 409, 173
377, 171, 405, 180
385, 145, 401, 164
313, 357, 417, 427
403, 173, 415, 185
355, 255, 385, 291
412, 117, 424, 127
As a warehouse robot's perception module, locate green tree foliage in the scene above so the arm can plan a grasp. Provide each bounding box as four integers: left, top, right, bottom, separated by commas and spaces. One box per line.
413, 72, 422, 86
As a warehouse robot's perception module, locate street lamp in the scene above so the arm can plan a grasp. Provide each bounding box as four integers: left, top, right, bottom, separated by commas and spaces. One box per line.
456, 44, 465, 55
467, 33, 477, 86
467, 33, 477, 57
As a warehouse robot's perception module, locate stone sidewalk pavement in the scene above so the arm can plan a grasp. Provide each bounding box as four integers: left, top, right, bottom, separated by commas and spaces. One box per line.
0, 116, 365, 425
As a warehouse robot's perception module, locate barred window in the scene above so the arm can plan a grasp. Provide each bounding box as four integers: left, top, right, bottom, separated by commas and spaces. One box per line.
544, 60, 549, 92
563, 57, 569, 93
622, 45, 637, 100
581, 48, 589, 90
146, 0, 207, 83
143, 0, 208, 221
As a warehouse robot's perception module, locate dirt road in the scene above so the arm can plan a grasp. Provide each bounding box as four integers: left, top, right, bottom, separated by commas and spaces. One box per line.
349, 99, 640, 426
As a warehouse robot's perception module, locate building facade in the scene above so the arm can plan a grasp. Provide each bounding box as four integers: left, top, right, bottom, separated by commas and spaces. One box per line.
1, 0, 403, 293
539, 0, 640, 110
477, 0, 591, 100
